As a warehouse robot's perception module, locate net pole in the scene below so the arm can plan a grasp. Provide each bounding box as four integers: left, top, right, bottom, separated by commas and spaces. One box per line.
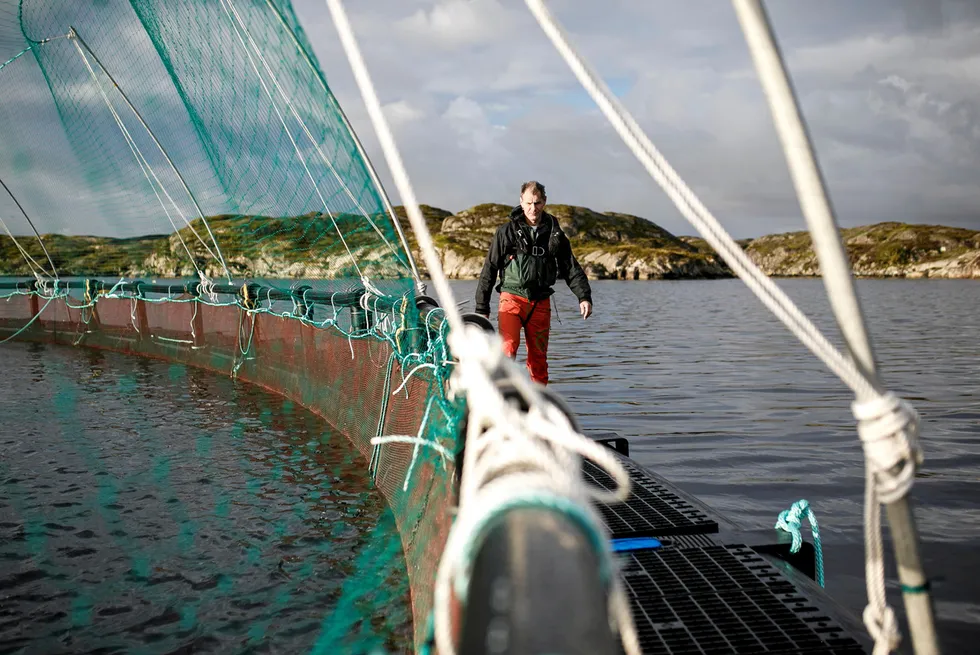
67, 27, 233, 283
0, 175, 58, 278
261, 0, 424, 291
731, 2, 939, 653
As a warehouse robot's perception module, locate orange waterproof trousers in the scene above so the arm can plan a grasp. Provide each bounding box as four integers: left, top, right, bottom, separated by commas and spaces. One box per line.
498, 291, 552, 385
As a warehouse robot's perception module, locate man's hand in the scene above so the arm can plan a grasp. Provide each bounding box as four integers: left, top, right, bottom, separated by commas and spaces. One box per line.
580, 300, 593, 320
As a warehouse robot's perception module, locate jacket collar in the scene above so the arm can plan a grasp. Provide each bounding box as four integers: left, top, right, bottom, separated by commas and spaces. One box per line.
510, 206, 553, 231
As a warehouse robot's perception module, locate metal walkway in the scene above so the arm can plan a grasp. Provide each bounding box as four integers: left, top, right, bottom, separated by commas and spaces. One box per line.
587, 434, 868, 655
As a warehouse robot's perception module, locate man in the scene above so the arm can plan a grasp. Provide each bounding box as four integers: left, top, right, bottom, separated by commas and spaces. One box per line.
475, 180, 593, 385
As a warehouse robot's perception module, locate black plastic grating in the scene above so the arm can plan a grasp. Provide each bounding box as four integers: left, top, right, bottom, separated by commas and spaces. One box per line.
618, 545, 790, 597
653, 534, 717, 549
619, 545, 866, 655
584, 459, 718, 537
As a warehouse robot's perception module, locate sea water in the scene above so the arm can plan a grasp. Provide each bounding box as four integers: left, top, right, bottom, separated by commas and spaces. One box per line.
460, 276, 980, 650
0, 343, 412, 654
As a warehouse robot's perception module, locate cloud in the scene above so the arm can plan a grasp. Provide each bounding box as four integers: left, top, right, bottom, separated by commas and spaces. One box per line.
397, 0, 517, 49
3, 0, 979, 244
297, 1, 979, 236
383, 99, 426, 127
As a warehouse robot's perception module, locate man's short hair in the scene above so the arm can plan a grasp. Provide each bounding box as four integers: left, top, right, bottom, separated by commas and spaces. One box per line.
520, 180, 546, 200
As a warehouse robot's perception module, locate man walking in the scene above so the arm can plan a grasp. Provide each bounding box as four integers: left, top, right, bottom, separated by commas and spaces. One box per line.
475, 181, 593, 385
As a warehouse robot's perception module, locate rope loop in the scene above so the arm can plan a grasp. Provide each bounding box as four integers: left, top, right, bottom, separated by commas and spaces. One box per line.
852, 393, 923, 504
198, 272, 218, 304
775, 498, 824, 586
863, 603, 901, 655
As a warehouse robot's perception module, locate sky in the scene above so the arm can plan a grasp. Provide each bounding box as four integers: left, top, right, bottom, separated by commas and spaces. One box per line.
286, 0, 980, 238
1, 0, 978, 242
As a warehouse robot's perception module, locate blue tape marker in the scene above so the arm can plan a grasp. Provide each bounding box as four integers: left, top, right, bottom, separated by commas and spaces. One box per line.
611, 537, 662, 552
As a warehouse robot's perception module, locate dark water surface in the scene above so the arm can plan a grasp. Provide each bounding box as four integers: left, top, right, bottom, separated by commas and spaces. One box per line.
0, 344, 411, 654
458, 277, 980, 652
2, 279, 978, 653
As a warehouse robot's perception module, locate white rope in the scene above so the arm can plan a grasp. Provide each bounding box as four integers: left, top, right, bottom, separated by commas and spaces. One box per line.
223, 0, 412, 276
219, 0, 365, 282
390, 362, 437, 396
730, 0, 937, 650
68, 29, 232, 282
325, 2, 641, 653
433, 333, 640, 655
70, 34, 210, 281
524, 0, 877, 401
197, 272, 218, 304
854, 393, 922, 654
525, 2, 931, 653
0, 215, 49, 280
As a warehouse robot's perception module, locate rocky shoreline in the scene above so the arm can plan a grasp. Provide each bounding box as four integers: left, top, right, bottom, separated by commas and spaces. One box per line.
400, 205, 980, 281
2, 203, 978, 280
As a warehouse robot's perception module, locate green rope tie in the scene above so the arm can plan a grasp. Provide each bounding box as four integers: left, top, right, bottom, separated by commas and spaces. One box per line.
775, 498, 824, 587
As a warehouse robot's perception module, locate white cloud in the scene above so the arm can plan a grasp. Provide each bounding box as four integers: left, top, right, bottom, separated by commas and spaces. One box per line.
5, 0, 980, 240
383, 99, 426, 127
397, 0, 517, 49
443, 96, 505, 158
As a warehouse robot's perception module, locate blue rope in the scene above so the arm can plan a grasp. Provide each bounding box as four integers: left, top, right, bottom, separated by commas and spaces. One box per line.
775, 498, 824, 587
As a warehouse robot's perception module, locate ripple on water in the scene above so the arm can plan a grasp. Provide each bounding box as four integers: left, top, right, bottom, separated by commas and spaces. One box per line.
451, 278, 980, 649
0, 343, 413, 654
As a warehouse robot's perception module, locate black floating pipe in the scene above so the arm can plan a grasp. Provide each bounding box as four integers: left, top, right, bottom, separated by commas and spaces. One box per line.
0, 279, 36, 291
0, 276, 418, 317
461, 312, 495, 333
415, 294, 439, 313
350, 304, 371, 331
459, 507, 618, 655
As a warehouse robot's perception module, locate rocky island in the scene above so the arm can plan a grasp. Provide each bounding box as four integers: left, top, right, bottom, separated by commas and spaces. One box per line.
1, 203, 978, 279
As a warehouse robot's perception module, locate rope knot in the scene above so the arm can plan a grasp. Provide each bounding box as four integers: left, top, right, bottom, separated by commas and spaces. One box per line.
863, 603, 901, 655
775, 499, 824, 586
198, 272, 218, 304
775, 501, 805, 551
852, 392, 923, 504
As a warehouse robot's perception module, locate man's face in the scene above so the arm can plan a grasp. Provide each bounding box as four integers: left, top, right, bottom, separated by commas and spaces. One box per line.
520, 190, 546, 225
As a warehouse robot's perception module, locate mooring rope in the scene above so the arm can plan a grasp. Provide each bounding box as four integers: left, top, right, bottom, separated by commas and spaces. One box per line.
524, 1, 931, 652
325, 1, 642, 652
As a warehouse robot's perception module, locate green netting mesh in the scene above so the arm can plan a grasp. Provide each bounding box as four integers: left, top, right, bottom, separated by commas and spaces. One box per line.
0, 2, 460, 652
1, 0, 413, 282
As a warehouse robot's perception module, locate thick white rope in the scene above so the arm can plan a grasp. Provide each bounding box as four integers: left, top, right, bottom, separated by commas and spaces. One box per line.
222, 0, 411, 276
434, 330, 640, 655
730, 4, 936, 651
854, 394, 922, 654
324, 2, 641, 653
524, 0, 877, 400
524, 2, 928, 653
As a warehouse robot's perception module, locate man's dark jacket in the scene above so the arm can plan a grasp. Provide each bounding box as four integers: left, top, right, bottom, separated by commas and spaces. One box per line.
475, 206, 592, 316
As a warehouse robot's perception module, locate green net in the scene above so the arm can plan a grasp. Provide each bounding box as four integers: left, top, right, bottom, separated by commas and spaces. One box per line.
1, 1, 461, 651
1, 0, 413, 283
